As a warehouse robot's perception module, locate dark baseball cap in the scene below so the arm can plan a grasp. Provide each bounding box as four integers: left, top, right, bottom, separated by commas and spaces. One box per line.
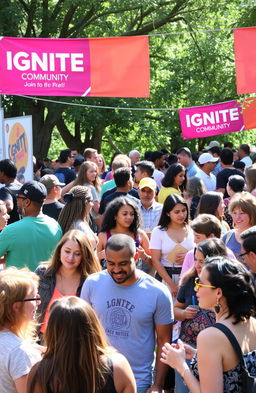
18, 181, 47, 203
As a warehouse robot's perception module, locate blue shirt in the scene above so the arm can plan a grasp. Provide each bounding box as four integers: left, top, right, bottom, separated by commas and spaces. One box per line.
138, 200, 163, 232
187, 161, 199, 178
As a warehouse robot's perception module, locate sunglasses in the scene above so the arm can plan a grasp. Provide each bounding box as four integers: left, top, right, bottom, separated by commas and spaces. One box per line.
239, 251, 249, 258
19, 297, 41, 302
194, 277, 216, 292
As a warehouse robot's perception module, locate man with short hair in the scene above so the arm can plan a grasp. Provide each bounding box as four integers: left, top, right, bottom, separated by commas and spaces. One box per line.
54, 148, 76, 185
40, 174, 65, 220
134, 160, 155, 184
100, 155, 131, 198
99, 168, 138, 214
176, 147, 198, 178
216, 148, 244, 197
81, 234, 173, 393
129, 150, 141, 177
129, 150, 141, 166
238, 144, 252, 167
151, 151, 165, 190
0, 180, 62, 271
83, 147, 98, 163
138, 178, 162, 233
240, 226, 256, 274
195, 152, 218, 191
0, 159, 21, 224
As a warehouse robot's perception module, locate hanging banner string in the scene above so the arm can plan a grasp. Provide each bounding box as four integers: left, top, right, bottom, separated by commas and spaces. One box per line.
17, 95, 177, 111
18, 94, 253, 112
148, 27, 234, 37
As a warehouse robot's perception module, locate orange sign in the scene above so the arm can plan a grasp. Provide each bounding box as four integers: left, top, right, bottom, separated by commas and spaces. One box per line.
234, 27, 256, 94
8, 122, 29, 172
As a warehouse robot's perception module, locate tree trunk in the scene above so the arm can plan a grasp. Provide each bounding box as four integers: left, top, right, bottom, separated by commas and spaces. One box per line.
30, 102, 64, 158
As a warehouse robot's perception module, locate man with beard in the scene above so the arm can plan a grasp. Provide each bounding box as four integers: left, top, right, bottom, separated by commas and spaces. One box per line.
81, 234, 173, 393
0, 181, 62, 271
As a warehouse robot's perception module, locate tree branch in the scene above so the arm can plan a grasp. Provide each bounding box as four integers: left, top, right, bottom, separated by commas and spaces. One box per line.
56, 116, 77, 147
124, 0, 189, 36
68, 5, 144, 37
59, 4, 79, 37
51, 0, 65, 21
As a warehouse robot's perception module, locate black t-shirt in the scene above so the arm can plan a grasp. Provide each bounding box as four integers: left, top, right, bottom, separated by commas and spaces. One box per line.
99, 191, 139, 215
54, 167, 76, 185
0, 182, 21, 224
43, 201, 64, 221
100, 187, 139, 213
216, 168, 244, 198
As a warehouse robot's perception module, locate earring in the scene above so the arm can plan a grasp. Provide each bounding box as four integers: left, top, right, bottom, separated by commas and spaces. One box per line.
214, 299, 221, 313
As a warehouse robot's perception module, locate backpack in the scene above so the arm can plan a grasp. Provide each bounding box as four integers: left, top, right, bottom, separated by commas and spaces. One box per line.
214, 323, 256, 393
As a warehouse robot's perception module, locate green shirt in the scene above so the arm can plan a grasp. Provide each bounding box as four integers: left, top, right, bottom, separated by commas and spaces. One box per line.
0, 215, 62, 271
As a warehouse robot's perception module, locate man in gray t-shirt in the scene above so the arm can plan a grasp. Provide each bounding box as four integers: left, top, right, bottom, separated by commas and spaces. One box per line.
81, 234, 173, 393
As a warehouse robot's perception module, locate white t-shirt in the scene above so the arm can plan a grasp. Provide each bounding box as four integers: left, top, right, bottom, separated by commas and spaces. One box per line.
0, 331, 41, 393
196, 168, 216, 191
241, 156, 252, 168
153, 169, 164, 190
150, 226, 194, 267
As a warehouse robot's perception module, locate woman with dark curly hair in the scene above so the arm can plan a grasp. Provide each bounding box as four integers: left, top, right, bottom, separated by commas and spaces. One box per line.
174, 238, 227, 393
158, 163, 186, 204
97, 196, 151, 272
161, 256, 256, 393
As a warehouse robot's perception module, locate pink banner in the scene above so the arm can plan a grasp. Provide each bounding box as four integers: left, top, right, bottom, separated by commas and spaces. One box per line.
179, 100, 245, 139
0, 36, 149, 97
0, 37, 91, 96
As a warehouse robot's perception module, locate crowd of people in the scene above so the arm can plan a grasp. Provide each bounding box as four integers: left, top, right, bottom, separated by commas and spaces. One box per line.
1, 140, 256, 393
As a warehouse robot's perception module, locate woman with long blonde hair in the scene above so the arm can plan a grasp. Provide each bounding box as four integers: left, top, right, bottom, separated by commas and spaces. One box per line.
0, 267, 41, 393
35, 229, 101, 335
61, 161, 101, 219
27, 296, 136, 393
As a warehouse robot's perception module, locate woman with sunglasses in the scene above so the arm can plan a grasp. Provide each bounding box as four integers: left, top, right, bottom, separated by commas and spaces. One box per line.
173, 239, 227, 393
35, 229, 101, 337
161, 256, 256, 393
27, 296, 136, 393
0, 267, 42, 393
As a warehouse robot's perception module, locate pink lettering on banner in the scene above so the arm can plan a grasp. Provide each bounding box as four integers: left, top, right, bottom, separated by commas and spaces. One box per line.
0, 37, 91, 96
179, 100, 244, 140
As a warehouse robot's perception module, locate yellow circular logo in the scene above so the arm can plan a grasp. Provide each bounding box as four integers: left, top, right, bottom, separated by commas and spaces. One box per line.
8, 123, 28, 172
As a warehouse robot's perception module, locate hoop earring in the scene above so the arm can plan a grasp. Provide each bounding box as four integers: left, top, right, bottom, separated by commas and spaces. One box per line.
214, 299, 221, 314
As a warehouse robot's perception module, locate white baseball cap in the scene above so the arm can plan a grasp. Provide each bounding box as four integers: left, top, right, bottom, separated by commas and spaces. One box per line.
198, 153, 219, 165
205, 140, 220, 150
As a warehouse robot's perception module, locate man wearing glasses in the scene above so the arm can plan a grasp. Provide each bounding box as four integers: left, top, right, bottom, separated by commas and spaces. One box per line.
0, 180, 62, 271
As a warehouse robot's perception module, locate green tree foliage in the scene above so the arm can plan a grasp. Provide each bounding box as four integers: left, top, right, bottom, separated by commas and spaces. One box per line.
1, 0, 256, 159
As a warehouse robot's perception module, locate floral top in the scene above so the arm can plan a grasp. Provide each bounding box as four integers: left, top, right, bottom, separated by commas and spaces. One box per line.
191, 351, 256, 393
177, 276, 215, 347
